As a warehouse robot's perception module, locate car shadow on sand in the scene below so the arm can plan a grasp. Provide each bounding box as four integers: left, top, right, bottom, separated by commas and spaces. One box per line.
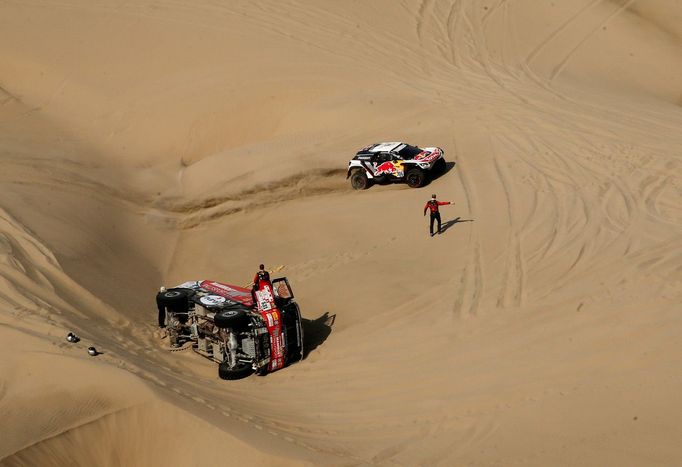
427, 161, 456, 184
439, 216, 474, 234
302, 312, 336, 359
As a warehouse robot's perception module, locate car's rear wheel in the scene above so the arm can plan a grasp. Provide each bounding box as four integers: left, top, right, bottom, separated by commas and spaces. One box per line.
218, 360, 254, 380
350, 170, 371, 190
406, 168, 426, 188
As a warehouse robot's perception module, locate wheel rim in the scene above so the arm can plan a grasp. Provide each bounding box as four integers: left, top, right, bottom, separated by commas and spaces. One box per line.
352, 175, 366, 189
407, 174, 420, 187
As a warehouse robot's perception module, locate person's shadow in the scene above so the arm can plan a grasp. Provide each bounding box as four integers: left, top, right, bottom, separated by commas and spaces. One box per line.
440, 216, 474, 234
302, 312, 336, 359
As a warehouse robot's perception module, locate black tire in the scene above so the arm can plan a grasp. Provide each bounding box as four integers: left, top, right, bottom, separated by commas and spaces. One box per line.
350, 170, 371, 190
218, 360, 254, 380
158, 289, 190, 322
287, 337, 304, 364
214, 308, 249, 329
433, 157, 446, 176
158, 289, 189, 305
282, 303, 304, 364
406, 168, 426, 188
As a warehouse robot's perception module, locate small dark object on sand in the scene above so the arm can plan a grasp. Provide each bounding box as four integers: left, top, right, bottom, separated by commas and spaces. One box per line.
66, 332, 80, 343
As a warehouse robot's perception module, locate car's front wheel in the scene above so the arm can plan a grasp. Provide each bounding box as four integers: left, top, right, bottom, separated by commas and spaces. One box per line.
158, 288, 190, 324
158, 289, 189, 309
350, 169, 371, 190
406, 168, 426, 188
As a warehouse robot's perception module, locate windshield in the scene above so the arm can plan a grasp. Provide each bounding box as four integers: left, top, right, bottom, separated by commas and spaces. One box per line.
396, 144, 422, 158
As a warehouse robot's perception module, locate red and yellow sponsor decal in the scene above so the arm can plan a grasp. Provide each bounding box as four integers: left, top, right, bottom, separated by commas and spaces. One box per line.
256, 283, 285, 372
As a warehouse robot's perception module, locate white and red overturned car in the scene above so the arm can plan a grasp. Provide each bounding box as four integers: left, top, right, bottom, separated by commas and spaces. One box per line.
347, 142, 447, 189
157, 277, 304, 380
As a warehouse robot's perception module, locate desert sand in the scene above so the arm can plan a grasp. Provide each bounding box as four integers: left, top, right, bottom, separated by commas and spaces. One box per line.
1, 1, 681, 465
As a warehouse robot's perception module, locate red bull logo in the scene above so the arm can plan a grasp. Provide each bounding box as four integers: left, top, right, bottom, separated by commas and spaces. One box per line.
375, 161, 404, 177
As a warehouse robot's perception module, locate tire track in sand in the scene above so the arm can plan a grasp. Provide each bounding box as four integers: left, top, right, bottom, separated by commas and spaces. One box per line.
549, 0, 637, 82
492, 146, 525, 308
525, 0, 605, 67
450, 136, 483, 318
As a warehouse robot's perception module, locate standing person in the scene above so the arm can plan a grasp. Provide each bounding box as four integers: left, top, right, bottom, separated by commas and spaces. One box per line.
156, 286, 168, 328
423, 194, 454, 236
251, 264, 271, 306
253, 264, 271, 288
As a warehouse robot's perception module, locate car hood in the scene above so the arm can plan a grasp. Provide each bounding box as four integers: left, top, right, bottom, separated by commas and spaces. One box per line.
413, 147, 443, 163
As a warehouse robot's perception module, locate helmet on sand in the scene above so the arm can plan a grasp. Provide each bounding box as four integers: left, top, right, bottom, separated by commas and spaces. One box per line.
160, 286, 166, 293
66, 332, 79, 343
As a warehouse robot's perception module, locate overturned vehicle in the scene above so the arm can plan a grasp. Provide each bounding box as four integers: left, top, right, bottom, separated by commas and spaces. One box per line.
156, 277, 304, 380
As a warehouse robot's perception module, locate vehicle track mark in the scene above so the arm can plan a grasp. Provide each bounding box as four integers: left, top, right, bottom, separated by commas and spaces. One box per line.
493, 154, 525, 307
444, 0, 465, 68
495, 126, 562, 263
525, 0, 604, 67
167, 168, 347, 228
416, 0, 432, 43
450, 136, 482, 317
481, 0, 510, 26
550, 0, 636, 82
643, 175, 675, 224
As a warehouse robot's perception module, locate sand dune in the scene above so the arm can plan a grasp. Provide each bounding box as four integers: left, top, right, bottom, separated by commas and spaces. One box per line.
1, 0, 681, 465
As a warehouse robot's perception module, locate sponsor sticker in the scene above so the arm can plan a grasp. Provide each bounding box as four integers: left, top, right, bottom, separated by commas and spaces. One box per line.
374, 161, 396, 176
415, 150, 440, 163
199, 295, 226, 307
203, 281, 250, 296
258, 293, 272, 311
256, 286, 275, 311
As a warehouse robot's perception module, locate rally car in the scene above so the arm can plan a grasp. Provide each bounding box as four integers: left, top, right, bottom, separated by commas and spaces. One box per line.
347, 142, 446, 189
157, 276, 304, 380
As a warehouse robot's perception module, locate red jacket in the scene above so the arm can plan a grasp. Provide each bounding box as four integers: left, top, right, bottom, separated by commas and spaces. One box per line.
253, 270, 271, 288
424, 200, 450, 214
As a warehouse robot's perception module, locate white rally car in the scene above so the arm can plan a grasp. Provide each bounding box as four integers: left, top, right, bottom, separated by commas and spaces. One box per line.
347, 142, 446, 189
